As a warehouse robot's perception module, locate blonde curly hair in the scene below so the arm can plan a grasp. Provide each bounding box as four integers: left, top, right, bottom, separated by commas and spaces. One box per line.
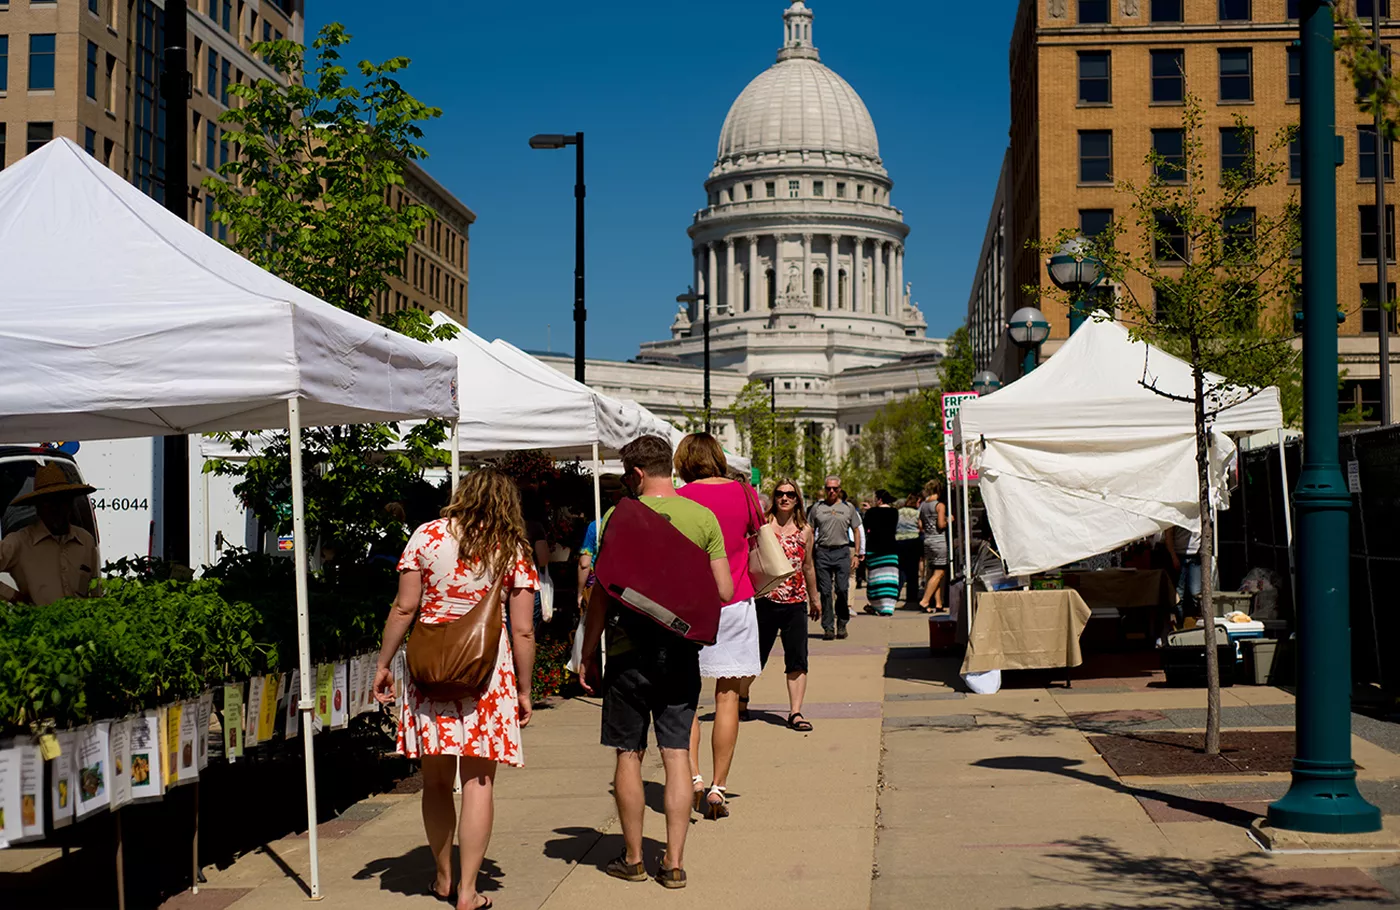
440, 467, 529, 580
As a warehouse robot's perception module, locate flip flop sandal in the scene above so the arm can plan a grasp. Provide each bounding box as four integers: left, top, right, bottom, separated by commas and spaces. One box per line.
656, 862, 688, 889
705, 784, 729, 820
606, 854, 648, 882
738, 696, 751, 722
787, 712, 813, 732
427, 879, 455, 904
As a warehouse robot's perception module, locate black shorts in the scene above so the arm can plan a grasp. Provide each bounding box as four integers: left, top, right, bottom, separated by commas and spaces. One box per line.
600, 643, 701, 752
756, 598, 809, 675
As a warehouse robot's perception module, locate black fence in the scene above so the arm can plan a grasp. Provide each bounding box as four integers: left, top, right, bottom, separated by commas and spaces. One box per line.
1217, 425, 1400, 691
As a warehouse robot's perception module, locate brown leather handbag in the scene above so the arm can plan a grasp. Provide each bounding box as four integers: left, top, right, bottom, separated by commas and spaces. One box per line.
406, 571, 506, 702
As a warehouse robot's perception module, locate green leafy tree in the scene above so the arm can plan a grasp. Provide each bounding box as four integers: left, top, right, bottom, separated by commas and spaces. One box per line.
204, 25, 454, 571
839, 391, 942, 499
1037, 91, 1300, 755
726, 380, 802, 481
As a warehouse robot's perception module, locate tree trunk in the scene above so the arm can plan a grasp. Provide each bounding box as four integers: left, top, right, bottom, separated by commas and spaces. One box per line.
1191, 349, 1223, 756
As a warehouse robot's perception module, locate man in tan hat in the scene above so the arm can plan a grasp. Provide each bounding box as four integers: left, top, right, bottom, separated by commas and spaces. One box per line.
0, 463, 100, 606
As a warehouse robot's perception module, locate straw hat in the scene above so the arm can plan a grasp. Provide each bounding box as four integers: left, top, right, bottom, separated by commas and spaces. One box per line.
12, 463, 97, 505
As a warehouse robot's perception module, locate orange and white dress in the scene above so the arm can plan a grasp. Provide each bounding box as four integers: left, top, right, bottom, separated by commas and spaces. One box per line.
396, 518, 539, 766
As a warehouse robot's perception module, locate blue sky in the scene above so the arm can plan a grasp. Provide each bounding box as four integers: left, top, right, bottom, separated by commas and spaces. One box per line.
306, 1, 1019, 361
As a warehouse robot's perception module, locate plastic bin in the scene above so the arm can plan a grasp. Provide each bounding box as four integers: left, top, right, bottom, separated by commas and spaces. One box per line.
1241, 638, 1279, 685
929, 614, 958, 652
1162, 643, 1237, 687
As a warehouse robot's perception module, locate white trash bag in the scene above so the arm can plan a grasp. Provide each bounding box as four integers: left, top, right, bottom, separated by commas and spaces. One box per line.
962, 669, 1002, 695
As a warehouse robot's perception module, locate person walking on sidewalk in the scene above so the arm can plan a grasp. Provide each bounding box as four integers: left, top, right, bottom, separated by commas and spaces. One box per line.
917, 480, 950, 613
896, 493, 923, 609
738, 479, 820, 732
808, 476, 863, 640
862, 489, 901, 616
675, 433, 761, 822
579, 435, 732, 890
373, 469, 539, 910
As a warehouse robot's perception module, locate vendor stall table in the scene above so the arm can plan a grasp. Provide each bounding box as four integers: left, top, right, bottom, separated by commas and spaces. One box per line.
1063, 568, 1175, 644
961, 589, 1093, 676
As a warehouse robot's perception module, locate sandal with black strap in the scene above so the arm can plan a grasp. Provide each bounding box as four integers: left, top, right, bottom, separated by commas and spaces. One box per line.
656, 861, 687, 890
704, 784, 729, 820
426, 879, 455, 904
606, 853, 648, 883
738, 696, 751, 722
787, 712, 813, 732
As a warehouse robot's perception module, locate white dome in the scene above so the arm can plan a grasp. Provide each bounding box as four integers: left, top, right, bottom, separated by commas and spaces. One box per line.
717, 59, 881, 169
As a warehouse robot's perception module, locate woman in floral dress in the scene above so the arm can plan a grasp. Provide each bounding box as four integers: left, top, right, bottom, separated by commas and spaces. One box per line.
374, 468, 538, 910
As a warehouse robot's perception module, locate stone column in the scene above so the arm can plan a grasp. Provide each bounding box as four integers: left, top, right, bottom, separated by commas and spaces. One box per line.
895, 246, 904, 312
802, 232, 813, 305
874, 240, 886, 315
693, 248, 703, 320
724, 238, 735, 314
748, 235, 759, 312
828, 234, 838, 310
707, 242, 718, 317
852, 235, 864, 312
772, 234, 784, 308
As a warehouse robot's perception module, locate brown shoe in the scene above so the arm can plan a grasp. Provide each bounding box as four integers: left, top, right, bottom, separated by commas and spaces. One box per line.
822, 628, 836, 641
837, 624, 849, 640
606, 854, 647, 882
656, 862, 687, 889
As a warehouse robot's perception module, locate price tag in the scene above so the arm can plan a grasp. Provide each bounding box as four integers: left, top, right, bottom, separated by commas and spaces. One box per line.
38, 734, 60, 762
1347, 460, 1362, 494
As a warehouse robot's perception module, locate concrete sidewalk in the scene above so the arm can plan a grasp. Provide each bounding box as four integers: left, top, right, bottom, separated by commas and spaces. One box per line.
131, 602, 1400, 909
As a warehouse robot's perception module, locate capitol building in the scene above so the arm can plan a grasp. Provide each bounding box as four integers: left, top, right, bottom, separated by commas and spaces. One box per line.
542, 1, 946, 464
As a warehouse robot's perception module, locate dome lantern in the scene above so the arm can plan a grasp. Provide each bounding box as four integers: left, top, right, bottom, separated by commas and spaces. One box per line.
779, 1, 819, 62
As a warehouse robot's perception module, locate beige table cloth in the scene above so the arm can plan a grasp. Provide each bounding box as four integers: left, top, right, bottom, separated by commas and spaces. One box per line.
961, 589, 1093, 674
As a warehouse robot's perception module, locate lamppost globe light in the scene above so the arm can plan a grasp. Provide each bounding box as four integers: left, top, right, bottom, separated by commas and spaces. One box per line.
1007, 306, 1051, 347
1046, 234, 1104, 290
971, 370, 1001, 394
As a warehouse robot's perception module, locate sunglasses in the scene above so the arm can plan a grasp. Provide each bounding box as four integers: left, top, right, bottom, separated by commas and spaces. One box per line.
775, 490, 798, 499
824, 486, 841, 491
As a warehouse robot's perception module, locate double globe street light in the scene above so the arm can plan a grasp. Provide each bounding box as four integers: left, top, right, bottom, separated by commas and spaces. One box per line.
1046, 234, 1106, 335
1007, 306, 1051, 378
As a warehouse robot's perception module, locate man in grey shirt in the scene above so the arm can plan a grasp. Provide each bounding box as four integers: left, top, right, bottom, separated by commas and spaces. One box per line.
807, 475, 864, 640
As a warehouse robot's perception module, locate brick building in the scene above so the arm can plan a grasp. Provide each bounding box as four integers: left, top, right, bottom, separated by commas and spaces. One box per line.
969, 0, 1400, 417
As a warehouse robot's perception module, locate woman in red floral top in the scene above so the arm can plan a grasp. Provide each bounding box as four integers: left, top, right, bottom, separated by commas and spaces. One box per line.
738, 478, 820, 732
374, 468, 538, 910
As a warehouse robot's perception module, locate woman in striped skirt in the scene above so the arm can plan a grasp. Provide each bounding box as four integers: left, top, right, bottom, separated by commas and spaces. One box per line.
861, 489, 902, 617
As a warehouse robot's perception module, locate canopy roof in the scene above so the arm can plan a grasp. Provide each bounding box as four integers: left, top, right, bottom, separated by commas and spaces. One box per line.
0, 139, 458, 444
953, 317, 1283, 575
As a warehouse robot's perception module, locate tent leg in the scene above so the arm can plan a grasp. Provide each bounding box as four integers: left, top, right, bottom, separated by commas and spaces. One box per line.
287, 400, 322, 901
961, 436, 974, 627
1277, 433, 1297, 613
201, 463, 211, 568
592, 443, 602, 523
450, 424, 461, 489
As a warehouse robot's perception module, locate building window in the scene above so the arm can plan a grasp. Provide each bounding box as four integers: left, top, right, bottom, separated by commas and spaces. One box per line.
1079, 130, 1112, 184
1287, 0, 1300, 16
204, 195, 216, 236
84, 127, 97, 155
788, 179, 800, 198
1219, 49, 1253, 102
0, 125, 6, 170
89, 0, 100, 13
1152, 128, 1186, 183
1218, 0, 1249, 21
813, 268, 825, 307
856, 185, 864, 200
1080, 209, 1113, 239
1290, 135, 1301, 182
1362, 283, 1400, 333
766, 268, 777, 308
1151, 0, 1183, 22
206, 121, 217, 170
26, 122, 53, 155
86, 42, 99, 100
1358, 0, 1391, 18
221, 0, 233, 32
131, 0, 166, 202
1151, 49, 1185, 103
207, 48, 218, 95
28, 34, 55, 91
765, 181, 775, 198
1361, 205, 1397, 261
1220, 127, 1255, 179
836, 181, 846, 198
105, 53, 117, 112
726, 186, 733, 202
1079, 0, 1109, 23
1360, 126, 1395, 181
1154, 209, 1186, 262
221, 59, 231, 106
220, 131, 229, 167
0, 37, 7, 94
745, 182, 753, 199
814, 180, 824, 197
1078, 51, 1111, 104
1287, 46, 1301, 102
1222, 207, 1255, 258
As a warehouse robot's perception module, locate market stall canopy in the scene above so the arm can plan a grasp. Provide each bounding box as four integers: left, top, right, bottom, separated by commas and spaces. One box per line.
0, 139, 459, 444
953, 316, 1283, 576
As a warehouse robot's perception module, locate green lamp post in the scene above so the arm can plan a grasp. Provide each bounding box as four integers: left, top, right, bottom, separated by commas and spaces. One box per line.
1007, 306, 1050, 378
1046, 235, 1105, 334
1267, 0, 1382, 834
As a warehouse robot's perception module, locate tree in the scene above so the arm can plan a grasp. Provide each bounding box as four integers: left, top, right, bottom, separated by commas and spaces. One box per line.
726, 380, 801, 482
1036, 92, 1300, 755
839, 391, 942, 499
205, 26, 454, 571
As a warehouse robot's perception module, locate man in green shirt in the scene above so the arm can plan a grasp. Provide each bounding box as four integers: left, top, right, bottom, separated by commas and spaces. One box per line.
579, 434, 731, 890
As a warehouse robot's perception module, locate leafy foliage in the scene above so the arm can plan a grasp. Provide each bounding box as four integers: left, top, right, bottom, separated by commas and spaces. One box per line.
726, 380, 802, 482
202, 24, 457, 567
839, 392, 942, 500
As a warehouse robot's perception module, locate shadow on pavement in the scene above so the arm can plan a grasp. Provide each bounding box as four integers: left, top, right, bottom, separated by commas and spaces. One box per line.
1003, 835, 1396, 910
353, 844, 504, 897
543, 827, 665, 873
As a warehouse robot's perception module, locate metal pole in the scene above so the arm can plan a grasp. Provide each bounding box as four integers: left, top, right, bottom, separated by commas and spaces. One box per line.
1022, 344, 1038, 378
287, 400, 325, 895
1069, 288, 1087, 335
1277, 434, 1297, 617
960, 433, 974, 627
115, 809, 126, 910
450, 423, 460, 489
704, 292, 712, 433
591, 442, 602, 523
573, 132, 586, 385
191, 780, 200, 892
1374, 5, 1393, 426
1268, 0, 1381, 834
160, 0, 190, 567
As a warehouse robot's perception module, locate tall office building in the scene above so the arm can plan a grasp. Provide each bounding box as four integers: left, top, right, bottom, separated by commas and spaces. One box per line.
978, 0, 1399, 416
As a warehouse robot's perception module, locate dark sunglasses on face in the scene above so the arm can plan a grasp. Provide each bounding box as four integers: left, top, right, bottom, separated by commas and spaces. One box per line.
775, 490, 798, 499
825, 485, 840, 492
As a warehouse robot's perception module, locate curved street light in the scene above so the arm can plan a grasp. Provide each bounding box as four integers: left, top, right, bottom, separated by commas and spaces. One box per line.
529, 132, 586, 382
1007, 306, 1051, 378
1047, 234, 1106, 335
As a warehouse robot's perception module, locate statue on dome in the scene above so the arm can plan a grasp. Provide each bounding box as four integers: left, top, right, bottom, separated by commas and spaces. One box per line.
784, 263, 803, 299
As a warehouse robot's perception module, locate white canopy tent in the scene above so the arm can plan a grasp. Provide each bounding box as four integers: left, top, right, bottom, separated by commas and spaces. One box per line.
0, 139, 460, 899
953, 316, 1289, 581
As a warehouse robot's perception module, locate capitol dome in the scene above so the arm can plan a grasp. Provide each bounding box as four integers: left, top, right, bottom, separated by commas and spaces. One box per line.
712, 2, 884, 176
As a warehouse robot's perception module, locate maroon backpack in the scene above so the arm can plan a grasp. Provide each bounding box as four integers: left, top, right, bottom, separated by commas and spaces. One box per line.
592, 497, 722, 645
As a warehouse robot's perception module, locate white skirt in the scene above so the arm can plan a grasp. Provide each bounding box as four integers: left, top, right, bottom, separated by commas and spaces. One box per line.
699, 597, 761, 679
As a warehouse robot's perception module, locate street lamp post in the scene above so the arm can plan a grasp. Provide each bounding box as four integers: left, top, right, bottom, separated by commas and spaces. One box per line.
971, 370, 1001, 396
529, 132, 586, 383
1047, 235, 1105, 335
677, 288, 711, 432
1267, 0, 1382, 834
1007, 306, 1051, 377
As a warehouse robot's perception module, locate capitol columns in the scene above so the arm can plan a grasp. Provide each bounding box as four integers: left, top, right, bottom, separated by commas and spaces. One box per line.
895, 245, 904, 311
874, 239, 886, 315
802, 232, 813, 303
748, 234, 759, 313
707, 241, 719, 319
852, 235, 864, 312
724, 238, 736, 314
773, 234, 785, 308
828, 234, 838, 310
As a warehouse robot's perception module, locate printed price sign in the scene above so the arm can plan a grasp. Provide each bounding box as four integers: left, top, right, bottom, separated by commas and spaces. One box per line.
942, 392, 980, 483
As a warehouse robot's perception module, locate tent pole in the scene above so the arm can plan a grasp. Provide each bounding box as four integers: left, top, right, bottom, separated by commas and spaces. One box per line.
592, 443, 602, 523
961, 435, 974, 626
450, 423, 461, 490
1277, 433, 1297, 613
287, 399, 322, 901
201, 463, 211, 568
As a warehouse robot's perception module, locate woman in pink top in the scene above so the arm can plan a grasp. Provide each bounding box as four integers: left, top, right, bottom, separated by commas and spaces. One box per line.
675, 433, 759, 821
